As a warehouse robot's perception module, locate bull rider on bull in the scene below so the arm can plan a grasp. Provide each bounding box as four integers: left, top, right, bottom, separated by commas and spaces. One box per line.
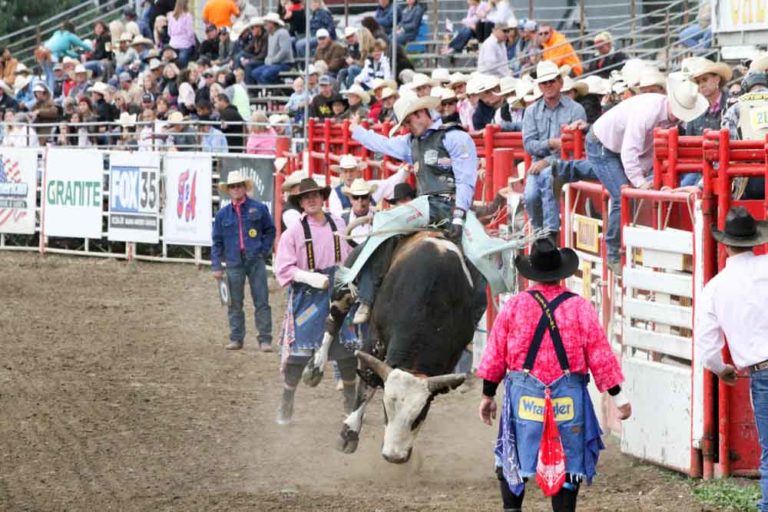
477, 238, 632, 512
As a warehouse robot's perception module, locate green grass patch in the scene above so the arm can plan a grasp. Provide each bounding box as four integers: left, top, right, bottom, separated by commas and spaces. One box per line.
693, 479, 761, 511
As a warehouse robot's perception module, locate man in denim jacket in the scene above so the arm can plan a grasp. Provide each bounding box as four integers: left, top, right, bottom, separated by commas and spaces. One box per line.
212, 172, 276, 351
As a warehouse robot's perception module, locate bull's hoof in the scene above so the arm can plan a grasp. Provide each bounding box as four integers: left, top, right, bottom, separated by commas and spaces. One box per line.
336, 425, 359, 454
302, 365, 324, 387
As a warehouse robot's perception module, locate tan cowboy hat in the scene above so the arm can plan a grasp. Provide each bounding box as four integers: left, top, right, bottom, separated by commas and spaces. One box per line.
281, 171, 308, 192
119, 32, 134, 43
666, 72, 709, 122
389, 95, 441, 136
466, 74, 500, 95
218, 171, 254, 194
130, 36, 154, 48
688, 58, 733, 83
341, 84, 370, 105
263, 12, 285, 26
342, 178, 378, 197
562, 75, 588, 95
448, 72, 469, 88
535, 60, 561, 83
118, 112, 137, 128
343, 26, 357, 38
409, 73, 438, 90
637, 67, 667, 91
168, 111, 186, 125
330, 154, 364, 173
89, 81, 111, 96
438, 87, 457, 102
507, 76, 534, 107
371, 78, 397, 92
494, 76, 518, 96
431, 68, 451, 85
289, 178, 331, 208
380, 86, 398, 100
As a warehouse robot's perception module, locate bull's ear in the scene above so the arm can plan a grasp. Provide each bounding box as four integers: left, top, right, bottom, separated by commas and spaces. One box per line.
426, 374, 466, 395
355, 350, 392, 381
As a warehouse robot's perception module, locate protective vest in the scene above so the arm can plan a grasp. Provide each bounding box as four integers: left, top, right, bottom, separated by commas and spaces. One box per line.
334, 185, 352, 211
410, 123, 463, 197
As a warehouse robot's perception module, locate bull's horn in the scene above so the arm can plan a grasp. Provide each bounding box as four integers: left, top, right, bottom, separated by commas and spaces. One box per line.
354, 350, 392, 380
426, 374, 466, 394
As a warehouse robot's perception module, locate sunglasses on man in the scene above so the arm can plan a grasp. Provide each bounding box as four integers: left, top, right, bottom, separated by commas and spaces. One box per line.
351, 194, 370, 201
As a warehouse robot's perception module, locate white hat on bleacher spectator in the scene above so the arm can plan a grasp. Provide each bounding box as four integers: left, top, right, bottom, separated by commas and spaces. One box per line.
749, 53, 768, 72
399, 69, 415, 84
231, 21, 247, 39
431, 68, 451, 85
409, 73, 437, 90
389, 95, 441, 136
119, 32, 133, 43
282, 171, 308, 192
15, 63, 30, 75
316, 28, 330, 39
620, 59, 646, 87
466, 74, 499, 95
534, 60, 560, 83
371, 78, 397, 92
118, 112, 137, 128
263, 12, 285, 26
130, 36, 154, 48
686, 58, 733, 83
438, 88, 457, 102
342, 84, 371, 104
342, 178, 378, 197
666, 72, 709, 122
32, 82, 50, 94
168, 111, 186, 125
524, 84, 543, 103
494, 76, 518, 96
380, 87, 398, 100
149, 59, 163, 71
637, 67, 667, 91
89, 82, 111, 96
269, 113, 290, 126
578, 75, 610, 96
344, 26, 357, 38
242, 17, 264, 32
331, 154, 365, 173
448, 72, 468, 88
562, 75, 588, 95
74, 64, 89, 75
507, 15, 518, 28
62, 56, 79, 66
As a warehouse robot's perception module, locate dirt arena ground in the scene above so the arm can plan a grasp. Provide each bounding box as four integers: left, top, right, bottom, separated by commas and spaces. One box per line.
0, 253, 727, 511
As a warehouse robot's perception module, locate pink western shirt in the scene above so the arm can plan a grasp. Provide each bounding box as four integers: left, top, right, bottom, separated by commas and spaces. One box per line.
477, 284, 624, 392
274, 212, 351, 287
592, 93, 675, 188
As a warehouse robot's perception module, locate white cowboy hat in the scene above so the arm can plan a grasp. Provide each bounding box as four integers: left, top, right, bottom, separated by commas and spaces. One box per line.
466, 74, 500, 95
448, 72, 469, 88
130, 36, 154, 48
431, 68, 451, 85
438, 88, 457, 101
74, 64, 89, 75
380, 86, 398, 100
341, 84, 371, 104
409, 72, 437, 90
686, 57, 733, 83
218, 171, 254, 194
119, 32, 134, 42
494, 76, 518, 96
535, 60, 560, 83
749, 52, 768, 73
330, 154, 364, 173
89, 82, 111, 96
268, 113, 289, 125
32, 82, 50, 94
620, 59, 648, 87
62, 56, 79, 66
149, 59, 163, 71
578, 75, 610, 96
667, 72, 709, 122
637, 67, 667, 90
281, 171, 308, 192
342, 178, 378, 197
15, 63, 30, 75
344, 26, 357, 38
389, 95, 440, 136
168, 111, 186, 125
118, 112, 137, 128
562, 75, 588, 95
13, 74, 32, 92
523, 84, 543, 103
263, 12, 285, 26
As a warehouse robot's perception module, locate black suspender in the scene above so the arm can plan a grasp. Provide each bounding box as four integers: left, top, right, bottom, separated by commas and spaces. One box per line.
523, 291, 576, 375
300, 213, 342, 272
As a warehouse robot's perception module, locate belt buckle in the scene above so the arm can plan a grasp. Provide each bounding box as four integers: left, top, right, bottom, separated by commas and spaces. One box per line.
753, 360, 768, 372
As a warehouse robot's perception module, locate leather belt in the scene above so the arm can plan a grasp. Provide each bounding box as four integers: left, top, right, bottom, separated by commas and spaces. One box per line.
751, 360, 768, 373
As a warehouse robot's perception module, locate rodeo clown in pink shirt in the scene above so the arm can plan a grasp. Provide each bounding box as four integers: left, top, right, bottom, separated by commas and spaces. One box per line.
274, 177, 355, 425
477, 238, 632, 512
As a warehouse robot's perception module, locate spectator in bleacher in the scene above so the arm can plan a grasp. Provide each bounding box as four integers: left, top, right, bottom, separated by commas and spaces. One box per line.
161, 63, 181, 101
212, 26, 236, 67
377, 86, 398, 122
0, 48, 18, 87
408, 73, 434, 98
442, 0, 491, 56
637, 67, 667, 94
357, 39, 392, 87
130, 36, 155, 61
239, 18, 268, 72
678, 0, 712, 49
315, 29, 347, 75
395, 0, 426, 47
153, 15, 171, 48
478, 22, 512, 77
177, 68, 198, 114
155, 96, 171, 120
331, 95, 349, 121
115, 113, 139, 150
522, 61, 587, 243
0, 80, 18, 115
215, 88, 244, 152
202, 0, 240, 29
246, 110, 278, 155
470, 75, 502, 130
83, 22, 113, 79
438, 88, 460, 124
250, 13, 295, 85
199, 24, 220, 61
281, 0, 307, 39
14, 73, 35, 111
585, 31, 627, 79
166, 110, 196, 150
45, 21, 91, 61
195, 66, 216, 103
366, 78, 393, 120
338, 27, 373, 89
493, 76, 521, 131
504, 16, 522, 71
3, 112, 39, 147
198, 114, 229, 152
375, 0, 395, 35
517, 19, 539, 70
538, 24, 582, 76
341, 85, 370, 120
296, 0, 337, 58
285, 77, 310, 123
486, 0, 514, 28
576, 75, 608, 124
115, 33, 140, 74
31, 82, 59, 145
167, 0, 196, 68
588, 73, 707, 272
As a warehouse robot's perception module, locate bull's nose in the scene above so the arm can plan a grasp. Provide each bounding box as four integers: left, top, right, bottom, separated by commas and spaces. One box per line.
382, 448, 412, 464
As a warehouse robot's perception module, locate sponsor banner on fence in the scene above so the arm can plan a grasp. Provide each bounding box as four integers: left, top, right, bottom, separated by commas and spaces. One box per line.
163, 153, 213, 246
43, 149, 104, 239
712, 0, 768, 32
108, 151, 161, 243
0, 148, 38, 235
218, 156, 275, 216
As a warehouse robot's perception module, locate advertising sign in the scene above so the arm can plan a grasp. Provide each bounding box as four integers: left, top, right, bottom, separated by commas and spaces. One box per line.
218, 156, 275, 216
0, 148, 37, 235
712, 0, 768, 32
108, 151, 161, 243
43, 149, 104, 239
163, 153, 212, 246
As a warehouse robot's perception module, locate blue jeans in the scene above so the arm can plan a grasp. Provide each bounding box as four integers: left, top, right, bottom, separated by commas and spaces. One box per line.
84, 60, 104, 78
250, 63, 291, 85
587, 134, 628, 262
449, 27, 474, 52
226, 255, 272, 346
523, 164, 559, 232
679, 172, 702, 187
174, 46, 194, 68
357, 265, 374, 306
752, 369, 768, 511
679, 24, 712, 49
558, 158, 597, 182
295, 37, 318, 58
338, 64, 362, 90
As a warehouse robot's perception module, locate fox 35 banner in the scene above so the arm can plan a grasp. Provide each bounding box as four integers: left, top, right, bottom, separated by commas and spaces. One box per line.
43, 149, 104, 239
0, 148, 38, 235
163, 153, 213, 246
218, 156, 275, 216
108, 151, 161, 243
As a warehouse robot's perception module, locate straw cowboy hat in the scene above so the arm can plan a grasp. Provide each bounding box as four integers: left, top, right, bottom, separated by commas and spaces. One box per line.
637, 67, 667, 90
466, 74, 500, 95
448, 72, 469, 88
494, 76, 518, 96
687, 58, 733, 83
168, 111, 186, 125
130, 36, 154, 48
578, 75, 610, 95
515, 237, 579, 282
380, 86, 398, 100
342, 178, 378, 197
431, 68, 451, 85
89, 82, 111, 96
281, 171, 308, 192
711, 207, 768, 247
371, 78, 397, 92
438, 87, 457, 102
330, 154, 364, 173
119, 32, 134, 43
409, 73, 438, 90
666, 72, 709, 122
218, 171, 254, 194
289, 178, 331, 208
341, 84, 371, 105
389, 95, 441, 135
535, 60, 561, 83
749, 53, 768, 73
118, 112, 137, 128
562, 75, 588, 95
263, 12, 285, 26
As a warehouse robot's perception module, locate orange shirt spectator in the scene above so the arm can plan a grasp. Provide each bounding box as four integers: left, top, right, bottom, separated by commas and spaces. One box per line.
538, 25, 583, 76
202, 0, 240, 29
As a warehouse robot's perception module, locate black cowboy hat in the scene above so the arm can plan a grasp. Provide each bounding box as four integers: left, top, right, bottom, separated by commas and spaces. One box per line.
289, 178, 331, 209
711, 206, 768, 247
515, 238, 579, 282
387, 183, 416, 205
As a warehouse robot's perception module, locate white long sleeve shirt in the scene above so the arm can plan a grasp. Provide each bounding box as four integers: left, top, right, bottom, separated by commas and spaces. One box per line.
477, 36, 511, 78
695, 252, 768, 373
